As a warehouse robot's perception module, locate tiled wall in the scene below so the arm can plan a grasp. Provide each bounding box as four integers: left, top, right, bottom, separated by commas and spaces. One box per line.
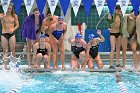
0, 5, 133, 42
71, 6, 133, 30
0, 6, 61, 42
71, 5, 133, 51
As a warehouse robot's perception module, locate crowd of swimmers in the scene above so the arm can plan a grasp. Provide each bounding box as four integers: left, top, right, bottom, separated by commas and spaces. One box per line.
0, 4, 140, 70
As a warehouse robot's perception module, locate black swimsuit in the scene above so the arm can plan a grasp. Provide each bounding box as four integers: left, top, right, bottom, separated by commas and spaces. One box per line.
2, 33, 15, 42
45, 33, 49, 37
110, 33, 121, 38
37, 43, 48, 56
71, 45, 85, 59
89, 44, 99, 59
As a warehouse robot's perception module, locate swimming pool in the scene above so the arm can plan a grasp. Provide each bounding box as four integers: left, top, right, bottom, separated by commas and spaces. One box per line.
120, 71, 140, 93
0, 58, 139, 93
18, 72, 120, 93
1, 70, 140, 93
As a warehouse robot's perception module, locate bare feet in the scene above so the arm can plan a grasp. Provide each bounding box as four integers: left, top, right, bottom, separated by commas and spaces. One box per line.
62, 65, 65, 69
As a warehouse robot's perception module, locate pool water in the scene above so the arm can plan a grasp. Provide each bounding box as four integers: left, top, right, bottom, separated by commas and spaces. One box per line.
20, 71, 120, 93
120, 71, 140, 93
1, 70, 140, 93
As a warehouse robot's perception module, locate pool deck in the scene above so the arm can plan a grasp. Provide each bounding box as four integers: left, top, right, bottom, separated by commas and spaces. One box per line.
21, 66, 140, 73
0, 51, 139, 73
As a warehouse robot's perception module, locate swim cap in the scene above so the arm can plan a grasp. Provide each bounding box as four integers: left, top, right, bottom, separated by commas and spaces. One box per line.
75, 33, 82, 39
89, 34, 95, 39
40, 32, 46, 38
58, 16, 63, 20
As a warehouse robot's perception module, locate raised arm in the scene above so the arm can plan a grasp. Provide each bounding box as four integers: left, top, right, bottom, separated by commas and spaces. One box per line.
68, 37, 75, 44
0, 13, 5, 19
107, 13, 113, 24
97, 30, 105, 42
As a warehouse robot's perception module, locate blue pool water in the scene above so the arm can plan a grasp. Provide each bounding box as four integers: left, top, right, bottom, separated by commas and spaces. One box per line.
120, 71, 140, 93
17, 72, 120, 93
1, 70, 140, 93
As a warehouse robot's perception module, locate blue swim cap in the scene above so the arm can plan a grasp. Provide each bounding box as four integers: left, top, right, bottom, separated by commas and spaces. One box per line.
40, 32, 46, 38
89, 34, 95, 39
75, 33, 82, 39
58, 16, 63, 20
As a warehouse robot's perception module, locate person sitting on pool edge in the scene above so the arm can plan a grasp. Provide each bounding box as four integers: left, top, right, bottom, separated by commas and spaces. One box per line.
82, 30, 105, 69
32, 32, 51, 69
68, 33, 87, 68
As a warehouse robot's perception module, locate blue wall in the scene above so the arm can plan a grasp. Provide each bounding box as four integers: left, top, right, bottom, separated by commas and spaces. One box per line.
85, 29, 111, 52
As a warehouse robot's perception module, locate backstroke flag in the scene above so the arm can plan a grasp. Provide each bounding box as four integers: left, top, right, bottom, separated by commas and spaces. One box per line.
130, 0, 139, 16
138, 0, 140, 7
118, 0, 129, 16
94, 0, 106, 17
23, 0, 35, 15
59, 0, 70, 16
70, 0, 82, 17
106, 0, 117, 16
82, 0, 93, 16
1, 0, 11, 14
12, 0, 22, 14
36, 0, 46, 14
47, 0, 59, 15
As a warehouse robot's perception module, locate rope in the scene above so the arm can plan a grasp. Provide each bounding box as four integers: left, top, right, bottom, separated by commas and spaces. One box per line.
96, 12, 109, 30
115, 72, 128, 93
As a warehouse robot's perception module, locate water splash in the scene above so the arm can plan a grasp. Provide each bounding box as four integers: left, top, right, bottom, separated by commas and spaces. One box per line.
0, 51, 21, 71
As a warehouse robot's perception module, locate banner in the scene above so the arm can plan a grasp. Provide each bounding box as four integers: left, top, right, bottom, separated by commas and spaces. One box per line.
70, 0, 82, 17
130, 0, 139, 16
94, 0, 106, 17
59, 0, 70, 16
36, 0, 46, 14
118, 0, 129, 16
12, 0, 22, 14
106, 0, 117, 16
138, 0, 140, 7
47, 0, 58, 15
23, 0, 35, 15
1, 0, 11, 14
82, 0, 93, 16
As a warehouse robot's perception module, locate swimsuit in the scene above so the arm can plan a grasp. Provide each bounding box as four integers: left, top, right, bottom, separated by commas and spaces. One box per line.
52, 30, 65, 40
89, 44, 99, 59
71, 45, 85, 59
45, 33, 49, 37
2, 33, 15, 42
37, 43, 48, 56
110, 33, 121, 38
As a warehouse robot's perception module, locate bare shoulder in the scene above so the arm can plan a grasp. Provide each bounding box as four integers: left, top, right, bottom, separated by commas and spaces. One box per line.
54, 15, 58, 19
63, 22, 67, 26
51, 23, 56, 27
34, 43, 39, 47
124, 14, 130, 17
43, 17, 47, 23
81, 39, 87, 44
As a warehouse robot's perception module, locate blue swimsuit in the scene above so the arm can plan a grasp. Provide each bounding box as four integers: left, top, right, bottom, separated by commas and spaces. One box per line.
52, 30, 65, 40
